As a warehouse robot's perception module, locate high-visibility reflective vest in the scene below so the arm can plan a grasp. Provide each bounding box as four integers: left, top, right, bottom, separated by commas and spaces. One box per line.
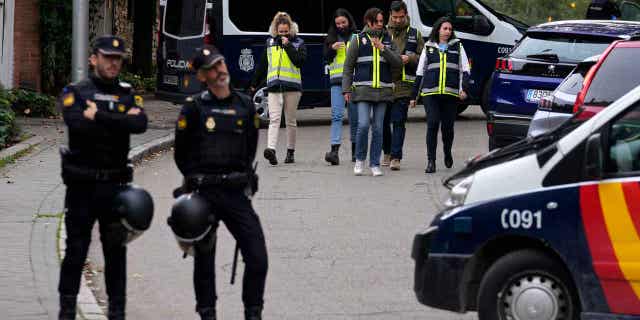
328, 35, 353, 85
395, 26, 420, 83
353, 32, 393, 89
420, 39, 462, 98
266, 37, 302, 90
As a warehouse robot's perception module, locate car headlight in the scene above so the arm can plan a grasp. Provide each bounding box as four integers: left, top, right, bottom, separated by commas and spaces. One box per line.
444, 175, 474, 209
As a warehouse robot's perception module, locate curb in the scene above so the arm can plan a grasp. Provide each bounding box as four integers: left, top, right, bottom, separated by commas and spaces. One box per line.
56, 133, 175, 320
0, 135, 44, 161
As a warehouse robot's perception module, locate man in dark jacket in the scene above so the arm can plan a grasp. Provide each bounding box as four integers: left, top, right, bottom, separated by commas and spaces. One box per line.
57, 35, 148, 320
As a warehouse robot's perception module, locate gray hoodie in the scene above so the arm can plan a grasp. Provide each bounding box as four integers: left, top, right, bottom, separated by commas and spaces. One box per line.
341, 26, 402, 103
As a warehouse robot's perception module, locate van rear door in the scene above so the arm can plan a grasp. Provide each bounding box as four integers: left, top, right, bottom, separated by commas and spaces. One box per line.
159, 0, 208, 97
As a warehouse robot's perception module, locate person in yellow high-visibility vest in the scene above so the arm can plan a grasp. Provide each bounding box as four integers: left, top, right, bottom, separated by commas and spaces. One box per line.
323, 8, 358, 165
410, 16, 470, 174
250, 12, 307, 166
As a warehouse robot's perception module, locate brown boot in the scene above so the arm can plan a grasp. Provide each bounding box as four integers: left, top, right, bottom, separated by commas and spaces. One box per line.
390, 159, 401, 171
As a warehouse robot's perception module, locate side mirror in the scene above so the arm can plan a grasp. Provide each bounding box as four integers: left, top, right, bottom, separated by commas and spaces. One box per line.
584, 133, 603, 179
472, 15, 493, 35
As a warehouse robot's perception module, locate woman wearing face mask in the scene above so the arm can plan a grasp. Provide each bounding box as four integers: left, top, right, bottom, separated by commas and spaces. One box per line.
323, 8, 358, 165
410, 16, 470, 174
250, 12, 307, 165
342, 7, 401, 176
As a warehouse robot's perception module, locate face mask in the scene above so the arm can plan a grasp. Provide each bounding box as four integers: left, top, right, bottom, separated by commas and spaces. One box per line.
368, 29, 382, 38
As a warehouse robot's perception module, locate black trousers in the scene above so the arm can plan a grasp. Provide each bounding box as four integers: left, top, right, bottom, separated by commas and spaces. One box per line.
193, 187, 268, 313
424, 95, 458, 161
382, 98, 410, 159
59, 183, 128, 304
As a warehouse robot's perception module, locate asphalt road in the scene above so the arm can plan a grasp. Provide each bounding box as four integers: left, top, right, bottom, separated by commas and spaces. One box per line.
87, 107, 487, 319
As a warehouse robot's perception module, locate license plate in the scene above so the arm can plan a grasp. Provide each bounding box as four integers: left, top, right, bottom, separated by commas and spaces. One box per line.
525, 89, 552, 103
163, 75, 179, 86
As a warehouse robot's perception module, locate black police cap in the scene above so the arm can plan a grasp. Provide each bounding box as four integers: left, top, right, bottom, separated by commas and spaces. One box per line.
93, 35, 126, 56
191, 45, 224, 71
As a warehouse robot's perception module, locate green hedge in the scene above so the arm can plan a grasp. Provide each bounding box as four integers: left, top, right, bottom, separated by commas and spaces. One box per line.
0, 91, 17, 147
120, 71, 156, 94
11, 89, 58, 118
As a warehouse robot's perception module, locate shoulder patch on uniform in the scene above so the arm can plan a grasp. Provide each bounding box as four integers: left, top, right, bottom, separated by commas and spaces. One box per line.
177, 114, 187, 130
62, 92, 75, 107
134, 95, 144, 108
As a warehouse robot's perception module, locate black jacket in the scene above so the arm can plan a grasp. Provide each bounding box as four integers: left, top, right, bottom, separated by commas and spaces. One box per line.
174, 90, 258, 176
60, 74, 147, 170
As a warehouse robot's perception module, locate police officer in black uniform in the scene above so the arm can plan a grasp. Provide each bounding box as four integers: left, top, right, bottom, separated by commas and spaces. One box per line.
57, 35, 148, 320
173, 45, 268, 320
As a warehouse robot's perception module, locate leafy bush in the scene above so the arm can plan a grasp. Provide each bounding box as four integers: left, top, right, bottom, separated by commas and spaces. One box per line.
11, 89, 58, 118
120, 71, 156, 94
0, 91, 17, 147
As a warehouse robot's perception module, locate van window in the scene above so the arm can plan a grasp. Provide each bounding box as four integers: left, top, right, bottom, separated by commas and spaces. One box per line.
620, 1, 640, 21
229, 0, 324, 33
585, 48, 640, 106
416, 0, 454, 27
453, 0, 486, 34
510, 34, 610, 63
607, 102, 640, 174
164, 0, 206, 38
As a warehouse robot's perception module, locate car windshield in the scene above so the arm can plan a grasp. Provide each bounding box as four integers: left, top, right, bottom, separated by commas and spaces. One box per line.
510, 34, 611, 63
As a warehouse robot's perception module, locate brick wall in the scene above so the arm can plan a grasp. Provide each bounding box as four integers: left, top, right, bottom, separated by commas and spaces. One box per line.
13, 0, 41, 91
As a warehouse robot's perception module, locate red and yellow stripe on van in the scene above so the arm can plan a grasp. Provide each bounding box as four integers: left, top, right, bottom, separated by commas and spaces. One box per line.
581, 182, 640, 315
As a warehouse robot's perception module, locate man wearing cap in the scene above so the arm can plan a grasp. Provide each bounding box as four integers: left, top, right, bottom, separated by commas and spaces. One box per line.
57, 35, 147, 320
173, 44, 267, 320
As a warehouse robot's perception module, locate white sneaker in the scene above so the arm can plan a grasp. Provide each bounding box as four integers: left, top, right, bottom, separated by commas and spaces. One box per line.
354, 160, 365, 176
371, 166, 384, 176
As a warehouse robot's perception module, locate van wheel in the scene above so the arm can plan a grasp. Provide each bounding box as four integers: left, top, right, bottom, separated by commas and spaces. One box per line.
477, 250, 579, 320
481, 77, 493, 116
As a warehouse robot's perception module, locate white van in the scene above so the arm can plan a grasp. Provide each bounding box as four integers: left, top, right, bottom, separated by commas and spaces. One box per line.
157, 0, 526, 113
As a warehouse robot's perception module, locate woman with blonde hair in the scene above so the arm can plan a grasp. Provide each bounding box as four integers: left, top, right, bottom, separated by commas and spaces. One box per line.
251, 12, 307, 165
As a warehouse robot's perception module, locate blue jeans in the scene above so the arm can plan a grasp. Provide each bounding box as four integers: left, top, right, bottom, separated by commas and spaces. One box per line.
329, 85, 357, 145
356, 101, 387, 167
385, 98, 409, 159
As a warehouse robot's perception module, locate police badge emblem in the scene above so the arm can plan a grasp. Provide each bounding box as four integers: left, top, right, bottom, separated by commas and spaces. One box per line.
239, 48, 254, 72
206, 117, 216, 131
362, 37, 367, 46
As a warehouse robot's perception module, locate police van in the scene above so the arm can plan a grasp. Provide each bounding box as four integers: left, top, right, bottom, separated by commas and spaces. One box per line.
156, 0, 525, 112
412, 84, 640, 319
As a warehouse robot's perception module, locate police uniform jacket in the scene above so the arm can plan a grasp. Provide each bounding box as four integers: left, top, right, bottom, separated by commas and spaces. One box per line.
60, 74, 147, 171
341, 26, 402, 103
387, 16, 424, 99
250, 36, 307, 93
412, 39, 471, 100
174, 90, 258, 176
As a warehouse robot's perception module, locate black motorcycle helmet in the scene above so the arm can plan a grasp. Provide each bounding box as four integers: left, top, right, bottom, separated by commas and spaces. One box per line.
113, 185, 154, 243
168, 193, 215, 252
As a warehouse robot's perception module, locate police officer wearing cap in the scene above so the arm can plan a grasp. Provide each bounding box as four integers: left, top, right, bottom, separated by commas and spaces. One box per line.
57, 35, 149, 320
173, 45, 267, 320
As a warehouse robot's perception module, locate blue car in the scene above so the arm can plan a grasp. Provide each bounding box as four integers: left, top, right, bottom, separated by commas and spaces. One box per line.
487, 20, 640, 150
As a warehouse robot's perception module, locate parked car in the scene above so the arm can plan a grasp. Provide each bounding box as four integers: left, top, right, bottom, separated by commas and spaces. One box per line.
486, 20, 640, 150
573, 39, 640, 120
527, 55, 599, 138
